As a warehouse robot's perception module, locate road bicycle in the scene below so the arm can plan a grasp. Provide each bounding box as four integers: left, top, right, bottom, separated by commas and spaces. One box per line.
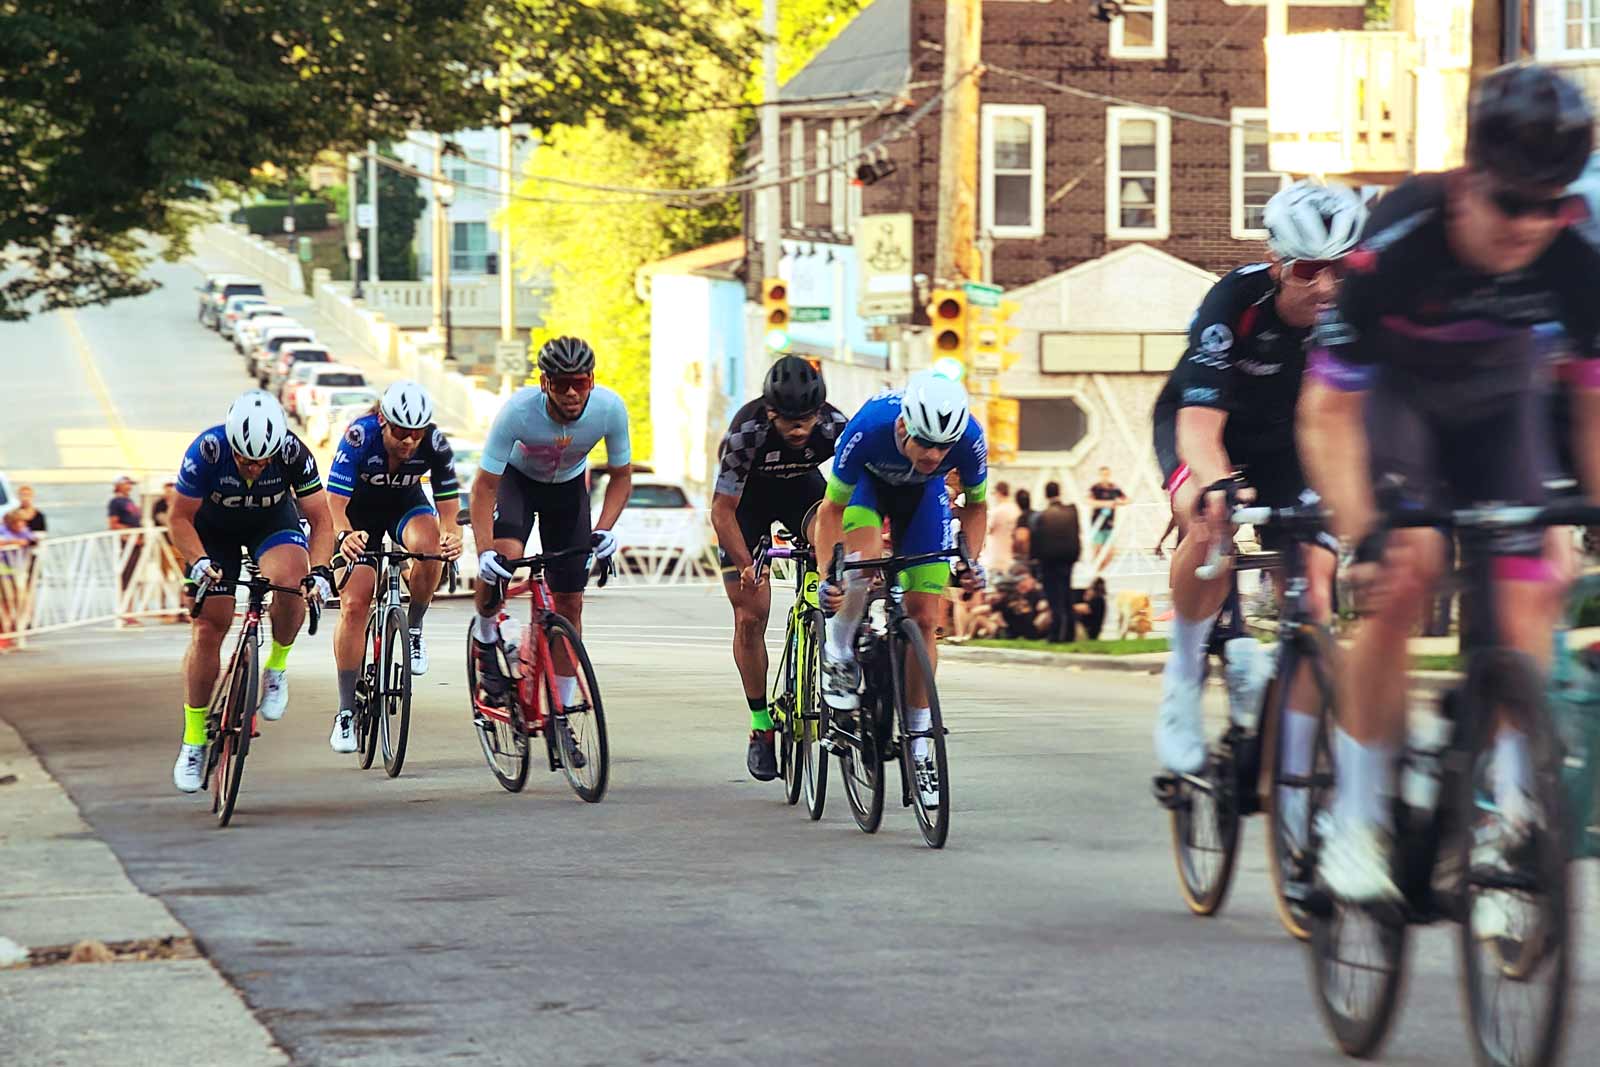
467, 538, 610, 802
1153, 498, 1338, 942
1300, 500, 1600, 1067
752, 531, 826, 818
820, 538, 974, 849
336, 545, 455, 778
191, 563, 320, 827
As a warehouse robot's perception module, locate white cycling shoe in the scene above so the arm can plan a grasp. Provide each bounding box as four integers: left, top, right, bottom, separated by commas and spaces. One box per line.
1316, 812, 1402, 903
821, 650, 861, 711
329, 710, 358, 754
173, 743, 206, 793
1153, 669, 1207, 775
259, 668, 289, 721
408, 629, 429, 676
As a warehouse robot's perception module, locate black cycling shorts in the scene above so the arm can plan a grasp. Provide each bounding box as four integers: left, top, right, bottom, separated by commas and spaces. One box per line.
492, 469, 591, 594
343, 486, 437, 566
191, 501, 308, 594
717, 471, 826, 572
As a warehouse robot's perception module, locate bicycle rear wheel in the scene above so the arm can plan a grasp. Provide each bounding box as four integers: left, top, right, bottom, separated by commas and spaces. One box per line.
358, 611, 380, 770
468, 625, 530, 792
1457, 653, 1572, 1067
213, 629, 259, 828
892, 618, 949, 848
543, 614, 608, 803
378, 606, 412, 777
800, 610, 827, 821
1265, 630, 1338, 941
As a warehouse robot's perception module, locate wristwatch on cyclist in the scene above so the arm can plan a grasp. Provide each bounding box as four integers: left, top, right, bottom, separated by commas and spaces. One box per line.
334, 530, 354, 556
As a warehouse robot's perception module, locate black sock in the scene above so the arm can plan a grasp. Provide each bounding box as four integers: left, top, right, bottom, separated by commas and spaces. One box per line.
337, 669, 359, 711
407, 600, 427, 630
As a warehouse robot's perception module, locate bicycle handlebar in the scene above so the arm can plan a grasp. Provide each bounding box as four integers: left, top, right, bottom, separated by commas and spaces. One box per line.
751, 535, 815, 583
497, 544, 614, 589
190, 573, 321, 635
335, 548, 457, 592
826, 532, 976, 585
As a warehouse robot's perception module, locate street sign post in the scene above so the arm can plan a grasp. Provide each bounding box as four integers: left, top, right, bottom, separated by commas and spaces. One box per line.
963, 281, 1002, 309
792, 306, 831, 323
495, 340, 529, 378
355, 203, 376, 230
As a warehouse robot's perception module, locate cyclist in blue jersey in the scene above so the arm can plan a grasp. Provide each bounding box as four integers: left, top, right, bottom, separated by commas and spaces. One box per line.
813, 370, 988, 807
324, 381, 464, 753
167, 391, 335, 792
1301, 64, 1600, 901
469, 337, 632, 718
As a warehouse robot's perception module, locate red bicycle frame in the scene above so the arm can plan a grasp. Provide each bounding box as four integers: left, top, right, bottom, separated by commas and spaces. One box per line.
475, 572, 557, 737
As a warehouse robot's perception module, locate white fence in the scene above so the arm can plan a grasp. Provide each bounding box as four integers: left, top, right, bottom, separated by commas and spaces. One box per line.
0, 529, 186, 644
360, 280, 549, 330
204, 224, 305, 293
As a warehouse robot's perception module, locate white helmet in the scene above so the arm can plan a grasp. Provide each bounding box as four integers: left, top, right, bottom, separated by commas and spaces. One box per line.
1262, 179, 1368, 261
900, 370, 971, 445
380, 380, 434, 429
224, 390, 288, 461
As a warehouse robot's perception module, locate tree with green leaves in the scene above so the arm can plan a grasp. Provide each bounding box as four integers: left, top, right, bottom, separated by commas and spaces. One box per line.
354, 145, 426, 282
0, 0, 754, 320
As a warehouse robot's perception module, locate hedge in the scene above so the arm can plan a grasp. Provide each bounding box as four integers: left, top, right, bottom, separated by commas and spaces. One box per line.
232, 199, 332, 236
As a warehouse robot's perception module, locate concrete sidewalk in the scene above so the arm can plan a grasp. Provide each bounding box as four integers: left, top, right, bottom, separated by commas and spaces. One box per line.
0, 717, 288, 1067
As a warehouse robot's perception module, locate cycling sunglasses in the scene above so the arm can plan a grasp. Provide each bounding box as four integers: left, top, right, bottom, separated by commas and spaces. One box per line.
1486, 185, 1587, 222
386, 425, 427, 442
1284, 258, 1343, 283
910, 434, 952, 450
545, 373, 593, 395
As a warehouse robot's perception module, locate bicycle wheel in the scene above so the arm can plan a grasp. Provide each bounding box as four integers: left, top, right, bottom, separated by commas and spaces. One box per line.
357, 610, 380, 770
1457, 653, 1572, 1067
1265, 630, 1338, 941
378, 606, 412, 777
774, 609, 803, 807
213, 629, 259, 827
468, 625, 530, 792
892, 618, 949, 848
838, 655, 885, 834
542, 614, 608, 803
800, 610, 828, 821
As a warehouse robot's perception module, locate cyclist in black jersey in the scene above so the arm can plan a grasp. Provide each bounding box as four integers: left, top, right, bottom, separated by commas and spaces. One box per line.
1302, 63, 1600, 902
711, 356, 845, 781
1151, 181, 1366, 823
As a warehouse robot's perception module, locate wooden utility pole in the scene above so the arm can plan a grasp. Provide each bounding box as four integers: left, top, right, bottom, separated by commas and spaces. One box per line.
760, 0, 782, 280
935, 0, 981, 285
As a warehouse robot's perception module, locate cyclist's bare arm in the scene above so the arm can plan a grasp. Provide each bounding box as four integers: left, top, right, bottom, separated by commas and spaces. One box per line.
469, 470, 502, 547
711, 491, 752, 574
167, 494, 208, 570
1578, 384, 1600, 502
300, 490, 336, 569
955, 498, 987, 561
1175, 407, 1233, 528
1297, 378, 1375, 544
328, 493, 365, 556
594, 464, 632, 534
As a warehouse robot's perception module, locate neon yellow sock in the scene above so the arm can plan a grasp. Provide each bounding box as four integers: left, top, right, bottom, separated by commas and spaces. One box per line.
183, 704, 209, 746
265, 639, 292, 671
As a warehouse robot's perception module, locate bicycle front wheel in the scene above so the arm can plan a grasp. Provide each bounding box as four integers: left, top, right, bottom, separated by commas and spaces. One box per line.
800, 610, 827, 821
1168, 747, 1242, 915
214, 629, 259, 828
358, 610, 380, 770
543, 614, 608, 803
378, 607, 412, 777
1264, 629, 1339, 941
468, 624, 530, 792
892, 618, 949, 848
775, 609, 803, 807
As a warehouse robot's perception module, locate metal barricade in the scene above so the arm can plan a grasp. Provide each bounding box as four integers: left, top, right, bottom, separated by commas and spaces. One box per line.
0, 528, 186, 645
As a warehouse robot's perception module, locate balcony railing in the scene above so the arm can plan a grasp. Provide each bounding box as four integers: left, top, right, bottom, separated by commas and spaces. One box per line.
1266, 31, 1413, 176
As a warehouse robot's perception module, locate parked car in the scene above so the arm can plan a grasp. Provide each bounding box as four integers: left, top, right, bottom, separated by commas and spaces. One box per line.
304, 388, 380, 447
250, 327, 316, 384
263, 341, 329, 394
589, 475, 711, 574
218, 294, 269, 341
196, 275, 265, 328
449, 437, 484, 510
287, 363, 367, 420
233, 307, 289, 355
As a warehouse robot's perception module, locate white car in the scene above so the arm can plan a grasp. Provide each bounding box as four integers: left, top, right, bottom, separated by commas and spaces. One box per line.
293, 365, 370, 424
305, 388, 380, 447
251, 326, 316, 384
590, 475, 713, 575
218, 294, 269, 341
233, 307, 290, 356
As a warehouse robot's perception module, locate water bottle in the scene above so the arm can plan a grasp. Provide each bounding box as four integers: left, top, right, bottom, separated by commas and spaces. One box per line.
499, 615, 524, 679
1402, 708, 1453, 814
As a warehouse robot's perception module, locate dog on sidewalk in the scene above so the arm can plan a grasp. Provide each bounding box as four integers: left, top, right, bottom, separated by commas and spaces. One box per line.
1114, 589, 1153, 639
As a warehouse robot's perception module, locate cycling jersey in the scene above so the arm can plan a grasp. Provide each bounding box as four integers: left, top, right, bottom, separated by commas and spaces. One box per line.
176, 426, 322, 515
826, 391, 987, 502
714, 399, 847, 499
481, 386, 631, 484
326, 414, 458, 502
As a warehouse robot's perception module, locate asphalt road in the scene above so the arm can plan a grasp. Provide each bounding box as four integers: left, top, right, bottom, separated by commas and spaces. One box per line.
3, 251, 1599, 1066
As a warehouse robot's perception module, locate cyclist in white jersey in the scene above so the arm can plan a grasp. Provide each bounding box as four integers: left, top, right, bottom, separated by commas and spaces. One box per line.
469, 337, 632, 707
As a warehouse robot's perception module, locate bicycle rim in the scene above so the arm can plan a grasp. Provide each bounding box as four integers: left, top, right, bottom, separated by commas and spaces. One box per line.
215, 631, 258, 827
778, 612, 803, 806
1168, 752, 1241, 915
1457, 655, 1572, 1067
468, 624, 529, 792
543, 614, 608, 802
1266, 632, 1336, 941
892, 619, 949, 848
379, 607, 412, 777
839, 689, 885, 833
801, 611, 827, 821
358, 610, 380, 770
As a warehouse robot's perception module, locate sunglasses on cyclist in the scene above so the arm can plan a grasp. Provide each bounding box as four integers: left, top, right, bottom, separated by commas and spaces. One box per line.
386, 425, 427, 442
910, 434, 950, 451
545, 373, 593, 395
1284, 258, 1343, 283
1485, 184, 1586, 222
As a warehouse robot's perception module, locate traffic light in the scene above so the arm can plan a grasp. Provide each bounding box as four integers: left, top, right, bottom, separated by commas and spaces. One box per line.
927, 288, 969, 359
973, 299, 1024, 370
762, 277, 791, 352
987, 396, 1020, 466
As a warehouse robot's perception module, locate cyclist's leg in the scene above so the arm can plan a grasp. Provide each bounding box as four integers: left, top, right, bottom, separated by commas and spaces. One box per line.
538, 474, 591, 706
256, 525, 311, 652
397, 495, 444, 623
719, 483, 776, 729
474, 469, 532, 645
182, 518, 243, 742
825, 476, 887, 660
334, 499, 384, 712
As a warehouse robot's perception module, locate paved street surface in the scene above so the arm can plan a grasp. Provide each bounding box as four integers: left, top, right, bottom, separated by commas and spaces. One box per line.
2, 249, 1598, 1065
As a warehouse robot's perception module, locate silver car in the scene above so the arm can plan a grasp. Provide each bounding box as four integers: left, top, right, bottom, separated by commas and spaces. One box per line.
218, 294, 269, 341
233, 307, 289, 355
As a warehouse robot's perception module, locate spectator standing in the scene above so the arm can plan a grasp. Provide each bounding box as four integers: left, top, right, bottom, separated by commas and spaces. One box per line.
13, 485, 46, 534
1012, 487, 1035, 570
1088, 466, 1129, 569
151, 479, 186, 622
1029, 482, 1080, 643
0, 510, 38, 647
107, 475, 144, 625
982, 481, 1020, 573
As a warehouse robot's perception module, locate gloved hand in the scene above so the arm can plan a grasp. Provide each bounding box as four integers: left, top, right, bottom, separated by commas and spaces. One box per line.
590, 529, 619, 561
959, 560, 987, 592
818, 577, 845, 613
188, 557, 222, 585
479, 549, 514, 582
303, 566, 335, 603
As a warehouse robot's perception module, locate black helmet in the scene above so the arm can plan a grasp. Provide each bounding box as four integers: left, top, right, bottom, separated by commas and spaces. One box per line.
537, 335, 596, 375
762, 355, 825, 417
1467, 64, 1594, 188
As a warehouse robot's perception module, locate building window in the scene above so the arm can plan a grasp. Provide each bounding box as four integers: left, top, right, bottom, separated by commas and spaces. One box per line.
1109, 0, 1166, 60
981, 104, 1046, 238
789, 119, 806, 229
1018, 396, 1089, 455
845, 125, 862, 234
451, 221, 489, 273
816, 127, 831, 204
830, 119, 848, 233
1565, 0, 1600, 49
1231, 108, 1287, 240
1105, 106, 1170, 241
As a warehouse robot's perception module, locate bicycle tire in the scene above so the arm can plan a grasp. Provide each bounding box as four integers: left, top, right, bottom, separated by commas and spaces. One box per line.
892, 618, 949, 848
1265, 628, 1338, 941
775, 608, 802, 806
1456, 652, 1572, 1067
214, 628, 258, 827
358, 610, 380, 770
543, 614, 608, 803
1167, 652, 1243, 916
379, 606, 412, 777
801, 610, 827, 821
839, 648, 885, 834
468, 625, 530, 792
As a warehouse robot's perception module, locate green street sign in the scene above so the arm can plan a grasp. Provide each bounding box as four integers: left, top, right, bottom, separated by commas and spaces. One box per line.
792, 306, 831, 323
963, 281, 1003, 308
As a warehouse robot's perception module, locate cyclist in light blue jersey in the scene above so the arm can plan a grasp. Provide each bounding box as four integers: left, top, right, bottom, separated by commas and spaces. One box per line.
469, 337, 633, 710
813, 370, 988, 808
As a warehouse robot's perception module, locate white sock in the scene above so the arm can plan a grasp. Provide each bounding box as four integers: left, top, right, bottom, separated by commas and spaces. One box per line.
1334, 727, 1396, 831
555, 673, 581, 707
1163, 610, 1217, 688
906, 705, 932, 760
824, 558, 868, 660
1278, 709, 1318, 810
1493, 727, 1531, 809
474, 612, 500, 644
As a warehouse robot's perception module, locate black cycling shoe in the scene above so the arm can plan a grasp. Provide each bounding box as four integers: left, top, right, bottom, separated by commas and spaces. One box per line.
472, 637, 511, 708
556, 709, 587, 769
747, 729, 778, 781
